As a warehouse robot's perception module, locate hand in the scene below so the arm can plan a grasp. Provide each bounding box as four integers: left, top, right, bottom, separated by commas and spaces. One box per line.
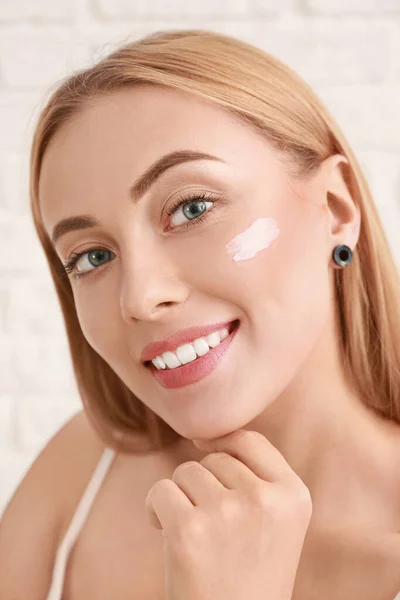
144, 429, 313, 600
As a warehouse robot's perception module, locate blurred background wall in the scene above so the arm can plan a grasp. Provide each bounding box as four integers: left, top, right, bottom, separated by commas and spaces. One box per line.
1, 0, 400, 517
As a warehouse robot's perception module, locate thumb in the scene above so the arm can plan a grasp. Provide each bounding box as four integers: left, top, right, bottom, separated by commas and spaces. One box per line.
192, 429, 245, 450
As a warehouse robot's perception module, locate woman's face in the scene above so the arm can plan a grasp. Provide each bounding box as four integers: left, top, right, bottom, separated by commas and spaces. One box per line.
39, 85, 346, 440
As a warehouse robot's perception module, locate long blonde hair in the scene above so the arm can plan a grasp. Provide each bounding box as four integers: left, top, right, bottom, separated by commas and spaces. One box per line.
29, 29, 400, 454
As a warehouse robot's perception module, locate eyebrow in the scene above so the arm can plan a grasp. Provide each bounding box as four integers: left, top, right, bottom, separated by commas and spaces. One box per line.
50, 150, 224, 246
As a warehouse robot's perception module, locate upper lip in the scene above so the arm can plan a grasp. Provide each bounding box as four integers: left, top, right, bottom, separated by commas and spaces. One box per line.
141, 319, 238, 363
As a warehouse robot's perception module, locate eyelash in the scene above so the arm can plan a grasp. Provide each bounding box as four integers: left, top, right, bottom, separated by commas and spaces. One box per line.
62, 190, 220, 281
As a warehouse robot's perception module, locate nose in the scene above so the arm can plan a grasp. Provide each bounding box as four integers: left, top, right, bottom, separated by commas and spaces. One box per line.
119, 241, 189, 323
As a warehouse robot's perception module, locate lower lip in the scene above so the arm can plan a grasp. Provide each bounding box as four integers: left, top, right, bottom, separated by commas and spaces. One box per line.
146, 320, 240, 389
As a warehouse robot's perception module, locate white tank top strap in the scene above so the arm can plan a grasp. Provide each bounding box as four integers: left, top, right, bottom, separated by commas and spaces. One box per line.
46, 447, 117, 600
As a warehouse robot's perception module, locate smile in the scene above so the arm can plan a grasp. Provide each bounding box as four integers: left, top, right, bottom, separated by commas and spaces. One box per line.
147, 320, 238, 370
146, 319, 240, 389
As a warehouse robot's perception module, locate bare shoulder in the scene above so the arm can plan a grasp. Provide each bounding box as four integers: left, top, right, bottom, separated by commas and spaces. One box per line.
0, 409, 106, 600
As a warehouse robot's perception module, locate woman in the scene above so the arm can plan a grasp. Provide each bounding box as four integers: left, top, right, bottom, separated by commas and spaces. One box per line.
0, 28, 399, 599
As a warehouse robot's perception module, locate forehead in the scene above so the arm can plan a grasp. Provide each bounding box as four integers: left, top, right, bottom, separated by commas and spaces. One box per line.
38, 85, 285, 234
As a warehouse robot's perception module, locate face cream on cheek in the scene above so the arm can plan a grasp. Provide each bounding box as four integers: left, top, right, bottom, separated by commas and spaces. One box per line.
225, 217, 280, 262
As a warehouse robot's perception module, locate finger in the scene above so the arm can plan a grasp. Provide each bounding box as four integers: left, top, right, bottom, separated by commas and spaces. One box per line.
172, 460, 227, 506
200, 452, 262, 490
193, 429, 294, 483
145, 478, 194, 530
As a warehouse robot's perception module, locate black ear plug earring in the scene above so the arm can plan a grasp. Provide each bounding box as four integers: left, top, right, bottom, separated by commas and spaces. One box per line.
332, 244, 353, 268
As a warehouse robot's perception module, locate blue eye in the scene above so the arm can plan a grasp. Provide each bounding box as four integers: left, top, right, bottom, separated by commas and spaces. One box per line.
62, 249, 113, 279
166, 190, 215, 227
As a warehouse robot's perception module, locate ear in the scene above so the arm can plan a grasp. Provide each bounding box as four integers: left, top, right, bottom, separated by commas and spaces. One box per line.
319, 154, 361, 255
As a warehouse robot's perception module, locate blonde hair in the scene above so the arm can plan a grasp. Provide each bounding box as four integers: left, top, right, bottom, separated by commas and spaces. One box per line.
29, 29, 400, 454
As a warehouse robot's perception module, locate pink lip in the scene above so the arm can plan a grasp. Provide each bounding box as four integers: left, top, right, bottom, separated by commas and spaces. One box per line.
148, 320, 240, 389
141, 319, 238, 363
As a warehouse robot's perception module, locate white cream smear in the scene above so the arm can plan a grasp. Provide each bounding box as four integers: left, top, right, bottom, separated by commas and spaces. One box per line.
225, 217, 280, 262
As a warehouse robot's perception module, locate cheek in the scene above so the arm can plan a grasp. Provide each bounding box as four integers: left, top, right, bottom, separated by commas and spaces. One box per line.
197, 208, 331, 350
175, 216, 283, 301
225, 217, 280, 262
249, 210, 332, 373
75, 307, 104, 356
182, 215, 284, 307
72, 287, 120, 358
219, 205, 330, 309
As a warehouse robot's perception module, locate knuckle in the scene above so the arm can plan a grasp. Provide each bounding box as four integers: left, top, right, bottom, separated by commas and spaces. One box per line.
172, 513, 208, 551
249, 484, 278, 514
250, 483, 311, 521
218, 494, 241, 520
276, 483, 313, 520
147, 477, 172, 495
145, 478, 172, 505
292, 482, 313, 516
184, 514, 207, 538
237, 430, 264, 443
172, 461, 199, 479
200, 451, 228, 467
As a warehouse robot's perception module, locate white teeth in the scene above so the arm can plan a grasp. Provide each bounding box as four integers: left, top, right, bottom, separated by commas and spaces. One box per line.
161, 351, 181, 369
150, 325, 231, 370
206, 331, 220, 347
219, 327, 229, 341
176, 343, 197, 365
152, 355, 166, 369
193, 337, 210, 356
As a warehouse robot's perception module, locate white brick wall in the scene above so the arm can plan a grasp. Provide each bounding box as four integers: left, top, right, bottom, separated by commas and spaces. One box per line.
305, 0, 400, 14
1, 0, 400, 518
